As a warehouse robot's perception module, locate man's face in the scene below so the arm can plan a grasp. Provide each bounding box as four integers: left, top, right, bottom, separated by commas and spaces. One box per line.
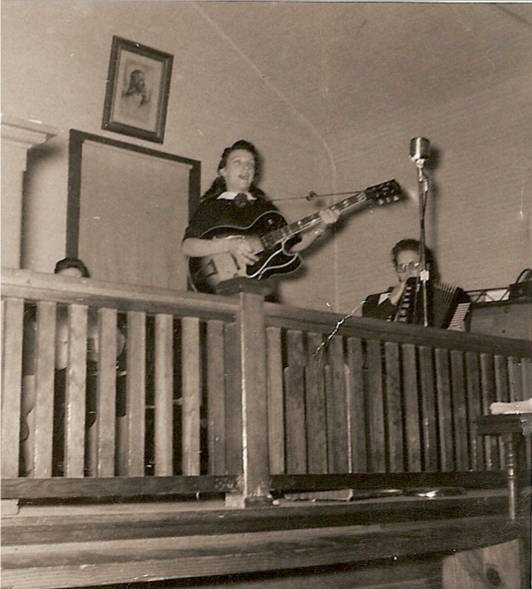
220, 149, 255, 193
395, 248, 421, 282
57, 267, 83, 278
131, 71, 146, 93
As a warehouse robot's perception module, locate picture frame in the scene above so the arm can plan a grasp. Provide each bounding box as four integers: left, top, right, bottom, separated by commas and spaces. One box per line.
102, 36, 173, 143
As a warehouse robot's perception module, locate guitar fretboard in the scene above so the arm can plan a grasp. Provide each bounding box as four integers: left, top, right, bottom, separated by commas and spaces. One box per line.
260, 192, 368, 250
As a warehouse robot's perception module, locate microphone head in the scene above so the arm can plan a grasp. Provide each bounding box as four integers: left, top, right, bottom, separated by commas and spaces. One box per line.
410, 137, 430, 161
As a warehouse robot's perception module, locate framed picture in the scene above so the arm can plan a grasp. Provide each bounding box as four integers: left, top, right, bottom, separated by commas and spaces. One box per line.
102, 36, 173, 143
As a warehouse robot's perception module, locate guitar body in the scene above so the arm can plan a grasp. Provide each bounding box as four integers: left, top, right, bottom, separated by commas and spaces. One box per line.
189, 211, 300, 293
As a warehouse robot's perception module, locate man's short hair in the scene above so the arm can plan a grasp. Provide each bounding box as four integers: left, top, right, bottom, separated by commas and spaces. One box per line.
391, 238, 433, 268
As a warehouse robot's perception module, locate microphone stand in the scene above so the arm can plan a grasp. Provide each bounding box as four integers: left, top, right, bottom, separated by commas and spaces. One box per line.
413, 154, 431, 327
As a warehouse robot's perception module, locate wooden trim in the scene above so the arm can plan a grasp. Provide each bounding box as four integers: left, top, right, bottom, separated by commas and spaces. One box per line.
1, 476, 240, 499
66, 130, 82, 257
1, 516, 521, 589
271, 471, 507, 491
1, 498, 515, 546
67, 130, 201, 257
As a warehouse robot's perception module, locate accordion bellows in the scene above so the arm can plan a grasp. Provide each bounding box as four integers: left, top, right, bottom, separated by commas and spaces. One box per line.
395, 277, 469, 329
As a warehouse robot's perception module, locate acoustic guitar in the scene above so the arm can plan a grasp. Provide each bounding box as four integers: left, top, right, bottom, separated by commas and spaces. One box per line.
189, 179, 403, 293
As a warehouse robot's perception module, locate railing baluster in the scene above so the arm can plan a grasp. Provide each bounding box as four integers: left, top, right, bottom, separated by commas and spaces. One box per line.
384, 342, 404, 472
521, 358, 532, 466
182, 317, 201, 476
266, 326, 285, 474
64, 304, 88, 478
207, 320, 226, 475
346, 337, 367, 473
224, 322, 242, 474
33, 301, 56, 478
367, 340, 385, 472
125, 311, 146, 476
494, 355, 509, 466
465, 351, 483, 471
480, 353, 500, 470
385, 341, 404, 472
508, 357, 524, 403
92, 308, 118, 477
1, 298, 24, 478
435, 348, 454, 471
154, 313, 173, 476
402, 343, 420, 471
285, 330, 307, 474
419, 345, 438, 471
450, 350, 469, 470
326, 336, 349, 473
305, 333, 327, 474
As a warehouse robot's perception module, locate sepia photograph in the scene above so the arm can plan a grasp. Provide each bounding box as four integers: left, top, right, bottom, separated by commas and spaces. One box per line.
1, 1, 531, 588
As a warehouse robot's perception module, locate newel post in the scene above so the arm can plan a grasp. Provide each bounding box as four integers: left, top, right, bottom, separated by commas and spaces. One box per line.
226, 290, 272, 507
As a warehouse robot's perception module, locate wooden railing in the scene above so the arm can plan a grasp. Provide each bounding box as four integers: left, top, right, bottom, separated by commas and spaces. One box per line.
2, 268, 531, 505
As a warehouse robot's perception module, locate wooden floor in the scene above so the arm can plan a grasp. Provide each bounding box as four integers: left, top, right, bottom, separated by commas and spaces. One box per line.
2, 489, 529, 589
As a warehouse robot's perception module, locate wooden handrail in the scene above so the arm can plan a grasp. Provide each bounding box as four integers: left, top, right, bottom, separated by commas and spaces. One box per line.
1, 268, 239, 321
265, 301, 532, 357
4, 268, 530, 358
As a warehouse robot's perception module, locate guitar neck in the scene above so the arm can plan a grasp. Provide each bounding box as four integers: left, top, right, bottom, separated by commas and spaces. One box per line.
261, 192, 368, 250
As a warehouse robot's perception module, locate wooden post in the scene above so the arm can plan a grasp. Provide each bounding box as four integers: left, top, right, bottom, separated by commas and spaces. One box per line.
226, 291, 272, 507
477, 414, 532, 520
442, 539, 522, 589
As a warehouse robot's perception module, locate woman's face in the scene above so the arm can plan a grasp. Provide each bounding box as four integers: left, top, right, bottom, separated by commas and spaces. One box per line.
219, 149, 256, 193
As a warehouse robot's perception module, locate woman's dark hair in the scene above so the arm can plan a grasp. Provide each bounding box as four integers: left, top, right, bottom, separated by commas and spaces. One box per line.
391, 238, 434, 269
54, 257, 90, 278
201, 139, 265, 201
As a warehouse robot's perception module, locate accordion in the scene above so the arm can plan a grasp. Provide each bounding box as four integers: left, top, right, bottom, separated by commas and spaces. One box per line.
394, 277, 470, 330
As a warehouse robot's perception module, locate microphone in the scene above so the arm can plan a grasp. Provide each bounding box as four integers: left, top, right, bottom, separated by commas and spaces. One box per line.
409, 137, 430, 163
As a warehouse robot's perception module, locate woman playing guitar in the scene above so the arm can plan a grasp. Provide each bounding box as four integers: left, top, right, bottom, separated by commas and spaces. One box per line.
182, 139, 339, 294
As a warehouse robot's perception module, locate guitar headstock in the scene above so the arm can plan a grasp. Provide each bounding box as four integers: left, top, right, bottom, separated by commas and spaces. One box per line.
364, 179, 403, 207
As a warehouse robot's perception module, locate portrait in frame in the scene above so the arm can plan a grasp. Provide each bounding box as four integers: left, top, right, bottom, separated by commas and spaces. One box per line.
102, 36, 173, 143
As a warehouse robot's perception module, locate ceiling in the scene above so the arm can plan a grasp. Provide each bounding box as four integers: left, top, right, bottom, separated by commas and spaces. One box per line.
197, 2, 532, 137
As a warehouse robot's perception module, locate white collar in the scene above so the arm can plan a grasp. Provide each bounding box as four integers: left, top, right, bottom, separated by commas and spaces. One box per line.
217, 191, 256, 201
378, 292, 391, 304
